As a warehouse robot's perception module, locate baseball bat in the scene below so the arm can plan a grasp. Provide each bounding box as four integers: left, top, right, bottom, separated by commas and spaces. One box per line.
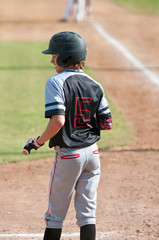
22, 143, 38, 156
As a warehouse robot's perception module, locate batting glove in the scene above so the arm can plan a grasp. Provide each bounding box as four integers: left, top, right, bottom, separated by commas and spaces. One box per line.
26, 136, 44, 148
22, 136, 44, 155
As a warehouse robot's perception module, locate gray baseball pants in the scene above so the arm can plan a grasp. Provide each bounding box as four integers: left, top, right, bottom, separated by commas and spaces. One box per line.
44, 143, 100, 228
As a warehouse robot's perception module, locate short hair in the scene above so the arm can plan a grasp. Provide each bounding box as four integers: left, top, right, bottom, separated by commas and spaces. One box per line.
73, 59, 86, 70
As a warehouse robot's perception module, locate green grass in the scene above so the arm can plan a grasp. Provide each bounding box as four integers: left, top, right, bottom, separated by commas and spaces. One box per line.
0, 41, 134, 164
112, 0, 159, 13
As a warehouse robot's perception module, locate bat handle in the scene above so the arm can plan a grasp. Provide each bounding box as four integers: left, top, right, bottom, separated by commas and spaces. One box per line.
22, 147, 30, 155
22, 143, 38, 156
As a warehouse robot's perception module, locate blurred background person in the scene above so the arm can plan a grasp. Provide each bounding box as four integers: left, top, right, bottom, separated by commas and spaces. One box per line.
74, 0, 85, 22
85, 0, 92, 17
60, 0, 75, 22
61, 0, 92, 22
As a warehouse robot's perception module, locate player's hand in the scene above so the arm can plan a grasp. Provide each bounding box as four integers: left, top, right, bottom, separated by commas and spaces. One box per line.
22, 136, 44, 156
98, 118, 112, 130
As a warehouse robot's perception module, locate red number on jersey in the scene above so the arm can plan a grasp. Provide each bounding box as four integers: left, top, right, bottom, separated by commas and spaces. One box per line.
74, 97, 92, 128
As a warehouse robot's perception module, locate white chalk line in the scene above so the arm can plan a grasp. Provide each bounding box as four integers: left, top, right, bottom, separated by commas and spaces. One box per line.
92, 20, 159, 87
0, 231, 120, 238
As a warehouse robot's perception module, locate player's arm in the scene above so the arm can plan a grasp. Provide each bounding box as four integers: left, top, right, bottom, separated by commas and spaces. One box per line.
97, 112, 112, 130
23, 77, 65, 155
41, 78, 66, 142
97, 92, 112, 130
22, 115, 65, 155
37, 114, 65, 145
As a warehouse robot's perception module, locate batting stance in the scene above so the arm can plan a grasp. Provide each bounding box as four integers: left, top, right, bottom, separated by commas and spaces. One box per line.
23, 31, 112, 240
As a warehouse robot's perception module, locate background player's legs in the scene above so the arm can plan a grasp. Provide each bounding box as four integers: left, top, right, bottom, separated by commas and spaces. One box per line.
75, 0, 86, 22
43, 228, 62, 240
85, 0, 92, 17
62, 0, 74, 21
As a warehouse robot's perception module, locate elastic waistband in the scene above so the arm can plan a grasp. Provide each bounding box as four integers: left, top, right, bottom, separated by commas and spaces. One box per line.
54, 143, 97, 151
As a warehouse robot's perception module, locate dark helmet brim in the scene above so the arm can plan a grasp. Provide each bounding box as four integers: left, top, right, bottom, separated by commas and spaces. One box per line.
41, 49, 51, 54
42, 49, 58, 54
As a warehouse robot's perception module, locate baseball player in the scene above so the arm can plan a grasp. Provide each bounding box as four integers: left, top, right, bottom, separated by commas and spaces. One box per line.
23, 31, 112, 240
61, 0, 86, 22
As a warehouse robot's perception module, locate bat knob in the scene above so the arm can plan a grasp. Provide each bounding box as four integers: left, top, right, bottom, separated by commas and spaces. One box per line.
22, 143, 38, 156
22, 148, 30, 155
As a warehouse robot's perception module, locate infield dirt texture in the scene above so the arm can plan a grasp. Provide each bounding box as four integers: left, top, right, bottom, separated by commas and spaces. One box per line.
0, 0, 159, 239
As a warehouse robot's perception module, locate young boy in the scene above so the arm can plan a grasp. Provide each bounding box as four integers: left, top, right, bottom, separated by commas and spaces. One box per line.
23, 31, 112, 240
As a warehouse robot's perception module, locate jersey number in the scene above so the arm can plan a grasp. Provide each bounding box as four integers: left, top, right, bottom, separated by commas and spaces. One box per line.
74, 97, 92, 128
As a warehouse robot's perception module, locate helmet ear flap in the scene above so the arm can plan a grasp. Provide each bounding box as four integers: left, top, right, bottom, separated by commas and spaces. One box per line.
57, 54, 74, 68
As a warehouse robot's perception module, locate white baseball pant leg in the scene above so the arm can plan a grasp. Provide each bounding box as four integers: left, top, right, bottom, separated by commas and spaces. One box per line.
75, 0, 86, 22
44, 143, 100, 228
63, 0, 74, 20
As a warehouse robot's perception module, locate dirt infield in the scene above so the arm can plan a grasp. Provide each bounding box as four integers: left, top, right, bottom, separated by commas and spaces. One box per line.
0, 0, 159, 239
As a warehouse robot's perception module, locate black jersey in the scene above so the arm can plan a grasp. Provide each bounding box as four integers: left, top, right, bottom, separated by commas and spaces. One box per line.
45, 69, 112, 148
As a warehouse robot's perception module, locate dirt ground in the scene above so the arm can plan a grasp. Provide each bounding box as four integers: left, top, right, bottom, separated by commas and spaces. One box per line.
0, 0, 159, 239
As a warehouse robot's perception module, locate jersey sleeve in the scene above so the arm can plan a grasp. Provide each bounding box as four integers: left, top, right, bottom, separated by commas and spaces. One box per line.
45, 77, 65, 118
97, 90, 112, 130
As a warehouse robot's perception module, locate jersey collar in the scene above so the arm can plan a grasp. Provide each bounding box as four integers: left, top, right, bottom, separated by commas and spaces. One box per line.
65, 69, 83, 73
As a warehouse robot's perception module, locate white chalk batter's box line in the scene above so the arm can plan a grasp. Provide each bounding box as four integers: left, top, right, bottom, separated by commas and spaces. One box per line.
0, 231, 123, 239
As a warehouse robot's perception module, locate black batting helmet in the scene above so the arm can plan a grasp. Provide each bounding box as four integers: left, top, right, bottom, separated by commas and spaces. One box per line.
42, 31, 87, 68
